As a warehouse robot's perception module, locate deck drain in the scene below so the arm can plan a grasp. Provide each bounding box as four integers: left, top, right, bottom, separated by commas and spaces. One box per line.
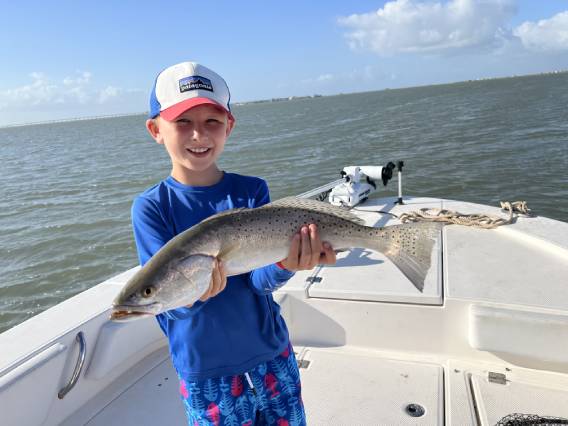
405, 403, 425, 417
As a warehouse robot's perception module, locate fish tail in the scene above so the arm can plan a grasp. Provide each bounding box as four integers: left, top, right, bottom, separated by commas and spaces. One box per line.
376, 222, 443, 292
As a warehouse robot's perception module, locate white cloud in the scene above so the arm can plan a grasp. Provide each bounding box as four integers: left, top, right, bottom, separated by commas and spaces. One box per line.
513, 11, 568, 52
0, 71, 149, 125
63, 71, 92, 86
0, 72, 91, 108
0, 72, 58, 106
317, 73, 334, 82
303, 65, 384, 84
98, 86, 120, 103
338, 0, 517, 55
0, 72, 139, 112
301, 73, 336, 85
295, 65, 390, 94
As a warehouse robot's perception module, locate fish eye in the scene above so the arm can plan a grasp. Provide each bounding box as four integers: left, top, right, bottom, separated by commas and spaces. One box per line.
141, 286, 156, 298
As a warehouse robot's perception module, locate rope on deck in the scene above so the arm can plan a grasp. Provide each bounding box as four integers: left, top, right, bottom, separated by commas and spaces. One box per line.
398, 201, 533, 229
495, 413, 568, 425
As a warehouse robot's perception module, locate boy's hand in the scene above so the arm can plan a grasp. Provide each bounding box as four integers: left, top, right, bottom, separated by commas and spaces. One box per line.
279, 224, 336, 272
187, 259, 227, 307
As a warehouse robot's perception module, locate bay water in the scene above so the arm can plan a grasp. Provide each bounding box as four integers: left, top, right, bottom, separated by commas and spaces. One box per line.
1, 73, 567, 333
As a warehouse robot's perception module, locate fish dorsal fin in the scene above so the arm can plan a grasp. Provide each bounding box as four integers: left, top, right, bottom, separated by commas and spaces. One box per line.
262, 197, 366, 225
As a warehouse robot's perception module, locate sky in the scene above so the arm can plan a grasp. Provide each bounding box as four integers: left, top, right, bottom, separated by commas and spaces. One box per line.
1, 0, 568, 126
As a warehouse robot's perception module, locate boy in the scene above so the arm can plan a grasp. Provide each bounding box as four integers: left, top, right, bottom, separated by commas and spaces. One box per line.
132, 61, 336, 425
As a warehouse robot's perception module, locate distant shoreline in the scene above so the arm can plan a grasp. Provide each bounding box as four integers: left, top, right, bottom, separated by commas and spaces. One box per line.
1, 69, 566, 129
0, 112, 145, 129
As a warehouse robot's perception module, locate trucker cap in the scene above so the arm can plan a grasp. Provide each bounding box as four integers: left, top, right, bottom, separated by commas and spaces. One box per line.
149, 62, 232, 121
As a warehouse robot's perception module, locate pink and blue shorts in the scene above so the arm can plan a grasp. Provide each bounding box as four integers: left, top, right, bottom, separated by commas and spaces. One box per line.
178, 344, 306, 426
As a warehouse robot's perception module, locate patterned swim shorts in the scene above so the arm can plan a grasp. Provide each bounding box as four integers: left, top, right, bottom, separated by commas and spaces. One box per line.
179, 343, 306, 426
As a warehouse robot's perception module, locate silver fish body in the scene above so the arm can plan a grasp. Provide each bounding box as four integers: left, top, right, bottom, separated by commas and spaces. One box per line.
110, 198, 442, 321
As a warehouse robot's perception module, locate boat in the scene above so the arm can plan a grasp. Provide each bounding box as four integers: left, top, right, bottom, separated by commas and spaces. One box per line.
1, 165, 568, 425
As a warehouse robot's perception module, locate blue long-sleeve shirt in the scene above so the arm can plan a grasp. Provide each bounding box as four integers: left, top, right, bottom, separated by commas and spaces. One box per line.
131, 172, 295, 381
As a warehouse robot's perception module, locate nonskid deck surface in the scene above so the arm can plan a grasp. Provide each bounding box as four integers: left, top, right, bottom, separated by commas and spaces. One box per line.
78, 349, 187, 425
299, 346, 568, 426
66, 345, 568, 425
1, 196, 568, 425
64, 344, 445, 425
73, 345, 444, 425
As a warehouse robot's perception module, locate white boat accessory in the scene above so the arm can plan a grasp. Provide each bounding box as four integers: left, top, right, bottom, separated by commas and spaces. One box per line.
329, 163, 397, 207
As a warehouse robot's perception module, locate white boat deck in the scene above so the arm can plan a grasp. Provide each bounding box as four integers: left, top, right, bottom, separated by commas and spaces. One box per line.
2, 196, 568, 425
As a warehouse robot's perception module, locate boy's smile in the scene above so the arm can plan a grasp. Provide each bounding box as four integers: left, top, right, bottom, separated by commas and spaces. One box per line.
146, 104, 235, 186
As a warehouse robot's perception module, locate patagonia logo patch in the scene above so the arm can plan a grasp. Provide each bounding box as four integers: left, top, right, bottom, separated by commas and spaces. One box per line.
179, 76, 213, 93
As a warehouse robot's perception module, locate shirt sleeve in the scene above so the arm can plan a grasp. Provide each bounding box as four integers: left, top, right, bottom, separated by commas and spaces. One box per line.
131, 196, 173, 266
131, 196, 205, 321
247, 180, 296, 295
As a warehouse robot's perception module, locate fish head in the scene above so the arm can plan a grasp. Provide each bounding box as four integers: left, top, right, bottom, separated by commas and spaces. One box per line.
110, 254, 215, 322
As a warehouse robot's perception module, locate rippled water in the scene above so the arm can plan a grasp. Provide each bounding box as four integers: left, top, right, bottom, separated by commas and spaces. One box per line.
1, 73, 567, 332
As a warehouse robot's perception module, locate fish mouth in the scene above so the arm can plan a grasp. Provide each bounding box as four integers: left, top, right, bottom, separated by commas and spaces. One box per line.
110, 303, 161, 322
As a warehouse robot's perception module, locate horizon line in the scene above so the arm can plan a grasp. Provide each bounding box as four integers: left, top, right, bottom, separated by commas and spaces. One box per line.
1, 69, 566, 129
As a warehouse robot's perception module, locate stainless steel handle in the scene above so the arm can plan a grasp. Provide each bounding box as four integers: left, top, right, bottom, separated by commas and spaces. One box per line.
58, 331, 86, 399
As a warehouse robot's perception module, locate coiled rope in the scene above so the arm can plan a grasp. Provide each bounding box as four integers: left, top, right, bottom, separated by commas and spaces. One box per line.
398, 201, 533, 229
496, 413, 568, 426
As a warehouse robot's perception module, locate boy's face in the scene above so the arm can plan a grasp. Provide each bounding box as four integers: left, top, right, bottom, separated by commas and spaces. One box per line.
146, 104, 234, 184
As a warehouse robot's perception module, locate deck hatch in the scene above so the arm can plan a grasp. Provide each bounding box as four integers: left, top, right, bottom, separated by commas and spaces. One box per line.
305, 198, 445, 305
278, 198, 446, 306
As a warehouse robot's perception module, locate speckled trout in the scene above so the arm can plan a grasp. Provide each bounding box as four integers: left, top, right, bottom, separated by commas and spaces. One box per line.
110, 198, 442, 321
